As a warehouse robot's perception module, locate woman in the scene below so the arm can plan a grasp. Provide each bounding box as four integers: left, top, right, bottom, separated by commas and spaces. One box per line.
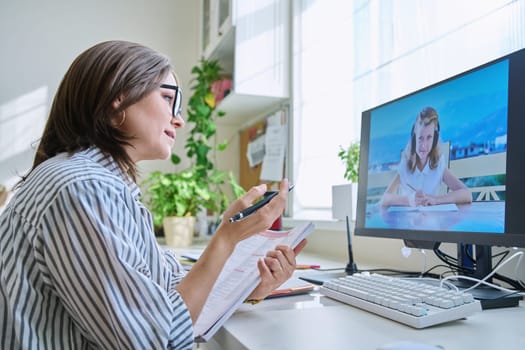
0, 40, 305, 349
381, 107, 472, 207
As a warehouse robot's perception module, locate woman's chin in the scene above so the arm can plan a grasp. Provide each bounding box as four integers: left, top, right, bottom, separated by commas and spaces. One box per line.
160, 149, 172, 160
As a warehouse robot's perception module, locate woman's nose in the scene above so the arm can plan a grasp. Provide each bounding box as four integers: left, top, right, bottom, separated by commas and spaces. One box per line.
171, 113, 185, 128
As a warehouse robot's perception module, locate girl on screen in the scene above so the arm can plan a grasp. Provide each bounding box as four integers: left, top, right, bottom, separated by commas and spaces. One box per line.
381, 107, 472, 207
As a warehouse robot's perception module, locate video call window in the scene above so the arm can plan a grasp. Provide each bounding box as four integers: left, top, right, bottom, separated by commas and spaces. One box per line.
364, 59, 508, 234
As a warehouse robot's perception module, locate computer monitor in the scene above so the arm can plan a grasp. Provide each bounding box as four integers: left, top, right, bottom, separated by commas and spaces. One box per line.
355, 47, 525, 283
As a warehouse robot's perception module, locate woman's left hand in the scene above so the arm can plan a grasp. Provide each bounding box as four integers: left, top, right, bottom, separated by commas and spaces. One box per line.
246, 239, 307, 301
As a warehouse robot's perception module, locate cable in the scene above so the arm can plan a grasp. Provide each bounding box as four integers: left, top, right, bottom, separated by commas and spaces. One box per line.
433, 246, 525, 292
423, 264, 458, 277
433, 247, 473, 274
493, 273, 525, 291
441, 251, 525, 295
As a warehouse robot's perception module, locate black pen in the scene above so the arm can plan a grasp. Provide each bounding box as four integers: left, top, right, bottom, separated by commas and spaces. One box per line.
229, 185, 294, 222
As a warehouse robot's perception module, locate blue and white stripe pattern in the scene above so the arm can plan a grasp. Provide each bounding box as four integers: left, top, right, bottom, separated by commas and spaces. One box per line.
0, 147, 193, 349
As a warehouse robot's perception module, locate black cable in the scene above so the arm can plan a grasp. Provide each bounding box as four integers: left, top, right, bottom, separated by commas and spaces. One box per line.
493, 273, 525, 291
436, 246, 525, 294
434, 247, 473, 274
492, 250, 510, 269
423, 264, 457, 277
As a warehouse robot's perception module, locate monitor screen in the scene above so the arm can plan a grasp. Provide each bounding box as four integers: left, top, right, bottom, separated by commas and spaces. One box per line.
355, 47, 525, 249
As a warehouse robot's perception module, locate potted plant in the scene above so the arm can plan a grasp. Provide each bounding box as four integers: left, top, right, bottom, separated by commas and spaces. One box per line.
142, 166, 213, 247
332, 141, 360, 220
338, 141, 360, 184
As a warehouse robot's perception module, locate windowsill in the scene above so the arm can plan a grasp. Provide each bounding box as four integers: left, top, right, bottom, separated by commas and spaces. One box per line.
283, 209, 348, 231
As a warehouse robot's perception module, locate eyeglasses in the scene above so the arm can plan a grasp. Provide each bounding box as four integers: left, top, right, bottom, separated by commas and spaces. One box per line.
160, 84, 182, 117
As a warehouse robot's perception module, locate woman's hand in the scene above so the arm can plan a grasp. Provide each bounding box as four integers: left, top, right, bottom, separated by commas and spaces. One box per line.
176, 179, 291, 322
246, 239, 308, 301
215, 179, 291, 247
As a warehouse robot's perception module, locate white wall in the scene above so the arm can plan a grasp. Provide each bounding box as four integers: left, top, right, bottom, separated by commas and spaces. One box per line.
0, 0, 200, 185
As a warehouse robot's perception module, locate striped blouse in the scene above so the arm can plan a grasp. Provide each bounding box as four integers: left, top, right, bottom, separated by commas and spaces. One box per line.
0, 147, 194, 349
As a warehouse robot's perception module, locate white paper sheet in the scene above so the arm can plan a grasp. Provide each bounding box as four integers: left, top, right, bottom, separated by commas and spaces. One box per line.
260, 123, 287, 181
193, 222, 315, 341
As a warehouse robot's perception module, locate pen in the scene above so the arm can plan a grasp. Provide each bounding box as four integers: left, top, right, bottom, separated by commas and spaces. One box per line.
406, 183, 418, 192
229, 185, 294, 222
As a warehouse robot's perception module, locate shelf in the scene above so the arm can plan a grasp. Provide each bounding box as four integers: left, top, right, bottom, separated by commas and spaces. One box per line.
216, 92, 286, 127
205, 26, 234, 73
201, 0, 290, 128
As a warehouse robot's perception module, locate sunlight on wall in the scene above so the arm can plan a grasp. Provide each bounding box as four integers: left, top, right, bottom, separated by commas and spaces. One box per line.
0, 86, 48, 185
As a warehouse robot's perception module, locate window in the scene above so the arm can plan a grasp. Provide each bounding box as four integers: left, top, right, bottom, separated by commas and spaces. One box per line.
292, 0, 355, 219
291, 0, 525, 221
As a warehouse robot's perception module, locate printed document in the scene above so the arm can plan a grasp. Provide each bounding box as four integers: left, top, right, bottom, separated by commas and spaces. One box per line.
194, 221, 315, 341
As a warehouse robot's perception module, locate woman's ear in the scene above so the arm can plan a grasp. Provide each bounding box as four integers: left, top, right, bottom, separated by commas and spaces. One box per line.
111, 95, 125, 127
112, 95, 124, 110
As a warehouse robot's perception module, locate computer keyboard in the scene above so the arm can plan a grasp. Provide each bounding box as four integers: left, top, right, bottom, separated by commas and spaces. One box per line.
319, 272, 482, 328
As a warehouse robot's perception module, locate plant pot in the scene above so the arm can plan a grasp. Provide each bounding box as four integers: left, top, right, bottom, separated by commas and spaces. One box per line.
163, 216, 196, 248
331, 183, 357, 221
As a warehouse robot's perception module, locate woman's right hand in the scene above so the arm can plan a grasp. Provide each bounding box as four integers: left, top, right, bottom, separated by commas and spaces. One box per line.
215, 179, 290, 247
176, 179, 291, 323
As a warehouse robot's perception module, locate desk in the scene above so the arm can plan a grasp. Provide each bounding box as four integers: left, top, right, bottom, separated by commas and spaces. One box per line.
366, 201, 504, 233
205, 285, 524, 350
175, 243, 524, 350
202, 255, 524, 350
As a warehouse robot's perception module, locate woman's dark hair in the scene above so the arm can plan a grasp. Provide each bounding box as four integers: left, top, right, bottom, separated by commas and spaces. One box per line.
405, 106, 441, 172
29, 40, 172, 182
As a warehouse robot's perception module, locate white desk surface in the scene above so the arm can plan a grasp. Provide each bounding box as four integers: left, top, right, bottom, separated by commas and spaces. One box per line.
201, 253, 525, 350
206, 286, 524, 350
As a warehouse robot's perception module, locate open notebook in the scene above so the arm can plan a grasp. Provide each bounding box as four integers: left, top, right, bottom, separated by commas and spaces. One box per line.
387, 203, 458, 212
194, 221, 315, 342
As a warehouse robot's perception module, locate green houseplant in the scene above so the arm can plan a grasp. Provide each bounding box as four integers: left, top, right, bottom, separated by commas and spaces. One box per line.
142, 167, 212, 226
333, 141, 360, 220
142, 166, 213, 247
338, 140, 360, 183
174, 57, 244, 215
141, 58, 244, 244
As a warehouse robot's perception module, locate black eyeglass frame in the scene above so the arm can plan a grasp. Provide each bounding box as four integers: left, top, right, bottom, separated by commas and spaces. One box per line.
160, 84, 183, 117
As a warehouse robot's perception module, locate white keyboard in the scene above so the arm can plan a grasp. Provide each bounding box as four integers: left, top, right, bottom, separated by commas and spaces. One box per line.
319, 273, 481, 328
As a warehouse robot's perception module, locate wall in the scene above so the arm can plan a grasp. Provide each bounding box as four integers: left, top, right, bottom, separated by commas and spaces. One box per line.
0, 0, 200, 185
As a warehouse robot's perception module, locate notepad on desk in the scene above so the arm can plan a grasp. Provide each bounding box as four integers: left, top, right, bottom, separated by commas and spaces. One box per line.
387, 203, 458, 212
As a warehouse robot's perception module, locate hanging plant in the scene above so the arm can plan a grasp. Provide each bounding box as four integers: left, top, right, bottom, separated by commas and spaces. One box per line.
172, 57, 244, 214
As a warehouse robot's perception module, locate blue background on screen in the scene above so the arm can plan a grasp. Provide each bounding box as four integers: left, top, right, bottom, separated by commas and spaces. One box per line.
368, 59, 509, 173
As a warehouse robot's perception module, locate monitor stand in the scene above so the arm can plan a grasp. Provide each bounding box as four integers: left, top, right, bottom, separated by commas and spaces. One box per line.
407, 241, 523, 309
299, 216, 357, 285
455, 243, 522, 310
